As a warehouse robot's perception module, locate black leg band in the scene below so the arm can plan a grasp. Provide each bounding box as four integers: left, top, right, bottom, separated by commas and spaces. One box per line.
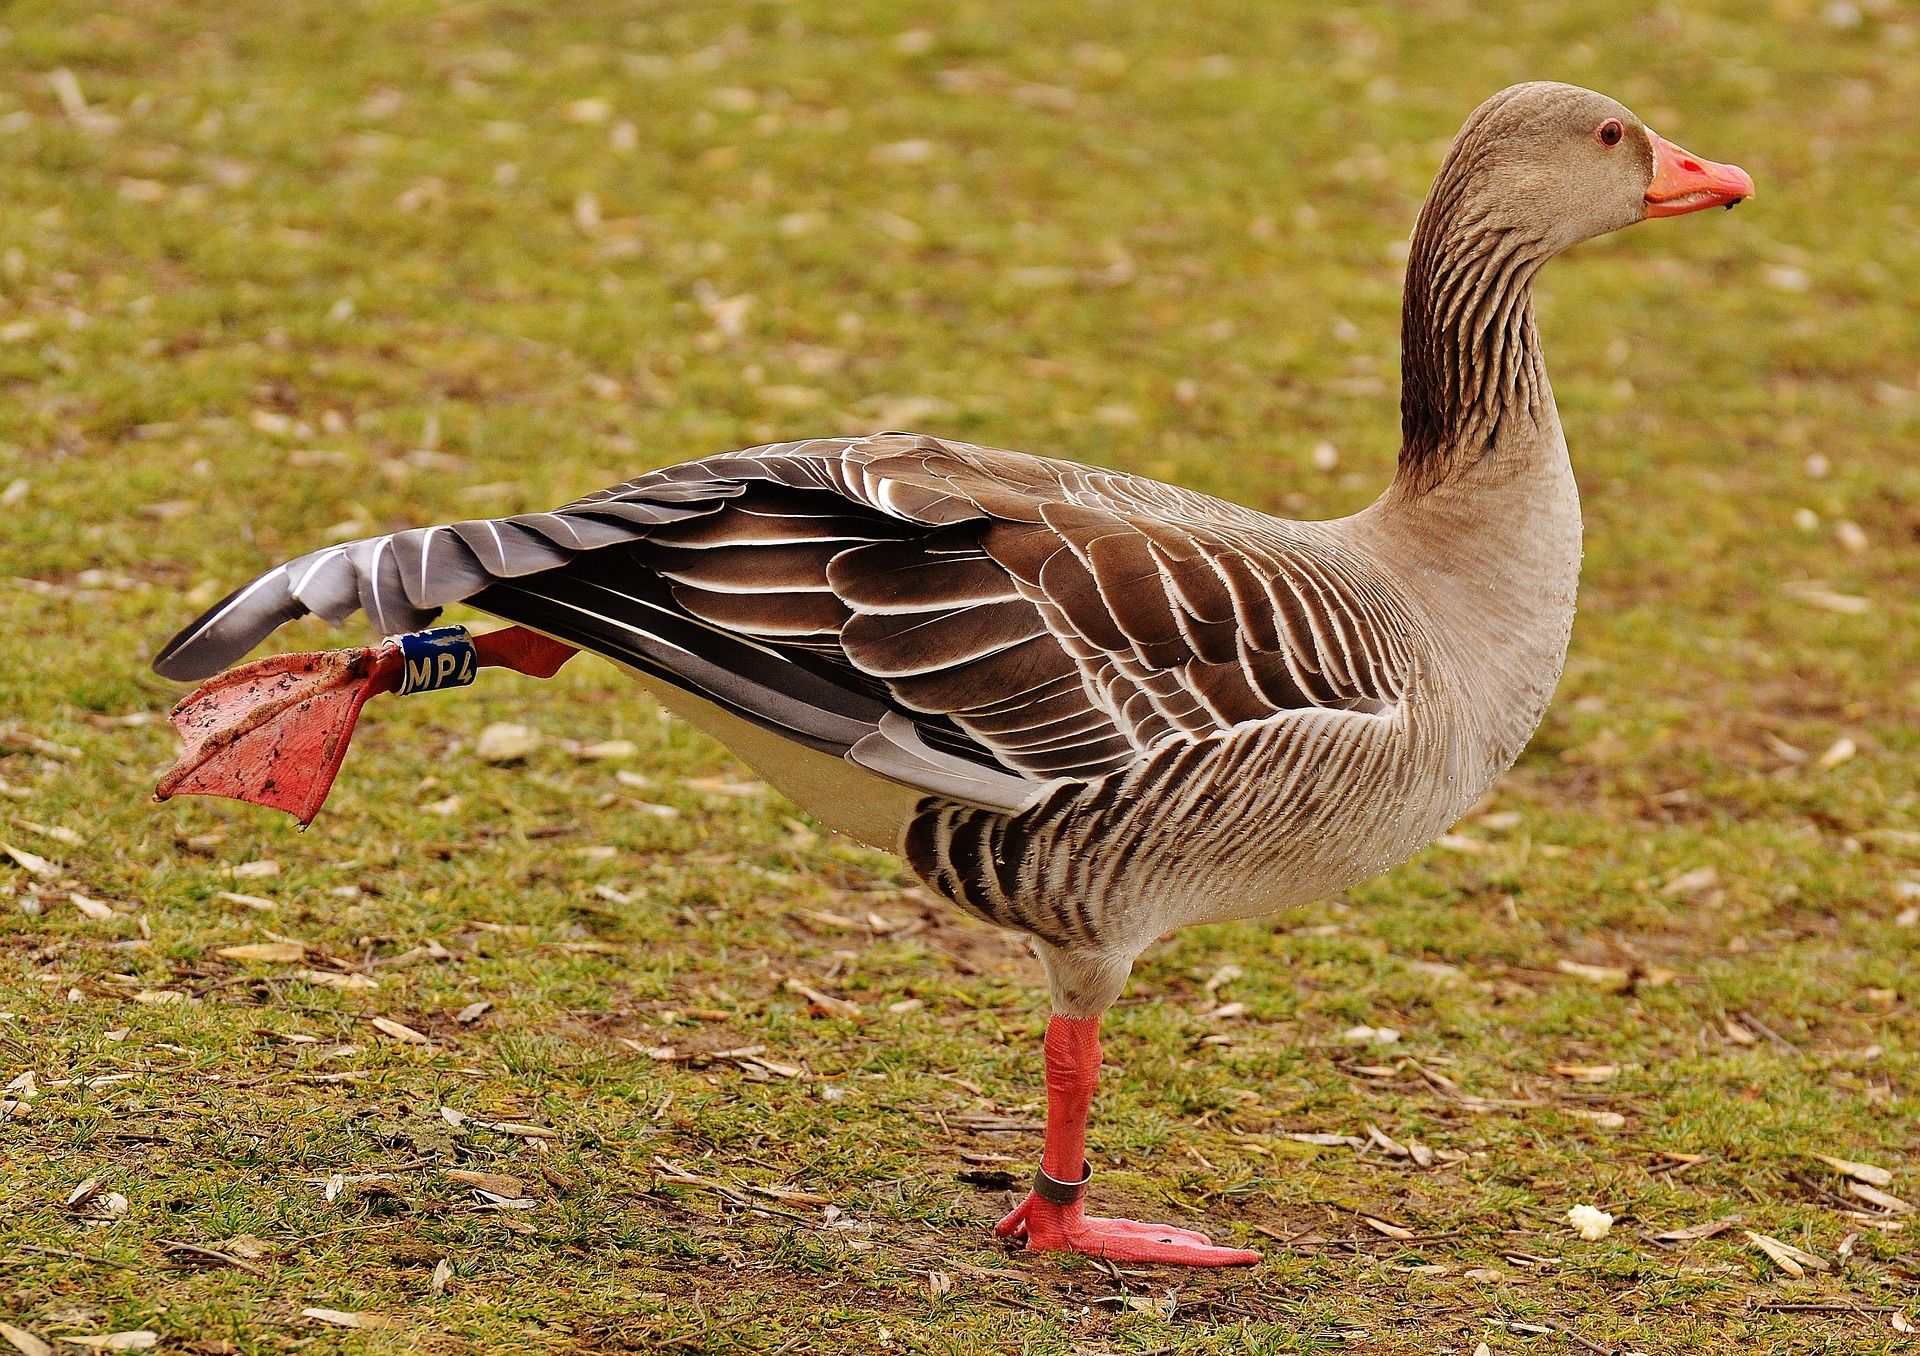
1032, 1160, 1092, 1205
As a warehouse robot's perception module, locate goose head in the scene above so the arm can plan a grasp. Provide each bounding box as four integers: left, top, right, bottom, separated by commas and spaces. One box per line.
1432, 82, 1754, 258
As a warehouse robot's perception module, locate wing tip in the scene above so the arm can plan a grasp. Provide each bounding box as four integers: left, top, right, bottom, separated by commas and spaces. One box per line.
151, 569, 305, 682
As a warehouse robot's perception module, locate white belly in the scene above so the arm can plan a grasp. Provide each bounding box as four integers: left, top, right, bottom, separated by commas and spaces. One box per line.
612, 662, 924, 853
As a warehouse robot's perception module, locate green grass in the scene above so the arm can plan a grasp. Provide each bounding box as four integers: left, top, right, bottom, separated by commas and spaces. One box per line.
2, 1, 1917, 1352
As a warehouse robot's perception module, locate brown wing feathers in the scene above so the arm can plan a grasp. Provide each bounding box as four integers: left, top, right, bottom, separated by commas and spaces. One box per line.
154, 433, 1414, 810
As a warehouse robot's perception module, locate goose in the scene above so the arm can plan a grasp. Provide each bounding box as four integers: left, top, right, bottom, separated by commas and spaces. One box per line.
150, 82, 1751, 1267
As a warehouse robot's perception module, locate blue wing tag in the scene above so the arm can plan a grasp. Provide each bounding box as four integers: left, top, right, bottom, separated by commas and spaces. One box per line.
393, 626, 478, 696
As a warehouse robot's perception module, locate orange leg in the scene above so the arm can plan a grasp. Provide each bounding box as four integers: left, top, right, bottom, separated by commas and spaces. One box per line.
995, 1015, 1260, 1266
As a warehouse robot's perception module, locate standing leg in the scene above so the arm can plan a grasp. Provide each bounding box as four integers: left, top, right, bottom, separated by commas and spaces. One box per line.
994, 1013, 1260, 1266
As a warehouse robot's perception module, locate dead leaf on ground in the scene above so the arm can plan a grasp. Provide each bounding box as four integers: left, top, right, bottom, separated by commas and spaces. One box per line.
1849, 1182, 1912, 1214
650, 1157, 830, 1209
684, 775, 766, 798
1745, 1230, 1830, 1277
1817, 736, 1858, 770
1285, 1131, 1369, 1148
0, 1321, 53, 1356
61, 1335, 158, 1353
1204, 963, 1242, 993
298, 969, 377, 991
369, 1016, 431, 1045
1782, 580, 1870, 614
2, 842, 57, 877
1811, 1153, 1893, 1188
13, 818, 83, 846
555, 939, 625, 954
740, 1053, 803, 1078
475, 722, 541, 762
1360, 1214, 1414, 1239
1652, 1215, 1742, 1243
1552, 1064, 1620, 1082
1660, 865, 1722, 899
473, 1188, 539, 1210
0, 729, 79, 758
1656, 1152, 1709, 1167
1554, 959, 1631, 990
575, 738, 637, 760
438, 1106, 557, 1138
1365, 1124, 1409, 1157
68, 893, 116, 921
301, 1309, 392, 1329
784, 976, 860, 1018
217, 942, 306, 964
213, 1233, 271, 1259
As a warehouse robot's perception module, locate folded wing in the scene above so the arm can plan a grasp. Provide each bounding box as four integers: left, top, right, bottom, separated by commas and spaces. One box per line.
153, 432, 1416, 811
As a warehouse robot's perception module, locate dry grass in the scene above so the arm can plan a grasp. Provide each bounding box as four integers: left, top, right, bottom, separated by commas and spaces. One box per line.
1, 1, 1916, 1352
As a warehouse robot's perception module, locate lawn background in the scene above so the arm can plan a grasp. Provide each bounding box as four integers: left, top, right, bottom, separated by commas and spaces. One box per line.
0, 1, 1916, 1352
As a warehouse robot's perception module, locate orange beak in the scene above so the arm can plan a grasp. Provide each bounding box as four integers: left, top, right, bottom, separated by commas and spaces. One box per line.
1645, 131, 1755, 217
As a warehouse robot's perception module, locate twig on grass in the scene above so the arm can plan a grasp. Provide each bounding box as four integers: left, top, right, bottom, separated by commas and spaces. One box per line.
1271, 1231, 1467, 1250
1500, 1318, 1616, 1356
1734, 1009, 1796, 1052
1558, 1327, 1617, 1356
161, 1238, 269, 1276
4, 1242, 140, 1270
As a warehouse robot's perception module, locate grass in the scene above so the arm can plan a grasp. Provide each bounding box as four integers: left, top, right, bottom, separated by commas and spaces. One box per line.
1, 0, 1916, 1351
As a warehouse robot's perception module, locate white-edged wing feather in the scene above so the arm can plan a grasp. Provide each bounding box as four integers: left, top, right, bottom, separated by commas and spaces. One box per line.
153, 433, 1416, 813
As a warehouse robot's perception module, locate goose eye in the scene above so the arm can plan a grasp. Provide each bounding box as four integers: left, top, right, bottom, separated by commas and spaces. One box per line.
1598, 119, 1623, 147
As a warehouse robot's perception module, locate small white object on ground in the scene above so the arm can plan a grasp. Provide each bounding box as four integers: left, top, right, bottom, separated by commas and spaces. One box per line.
1566, 1204, 1614, 1240
476, 722, 541, 762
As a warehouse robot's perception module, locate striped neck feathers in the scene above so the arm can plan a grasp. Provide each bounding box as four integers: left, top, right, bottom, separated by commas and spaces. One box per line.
1395, 159, 1555, 494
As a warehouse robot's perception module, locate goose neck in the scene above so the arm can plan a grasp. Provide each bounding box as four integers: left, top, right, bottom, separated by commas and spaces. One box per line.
1394, 180, 1555, 494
